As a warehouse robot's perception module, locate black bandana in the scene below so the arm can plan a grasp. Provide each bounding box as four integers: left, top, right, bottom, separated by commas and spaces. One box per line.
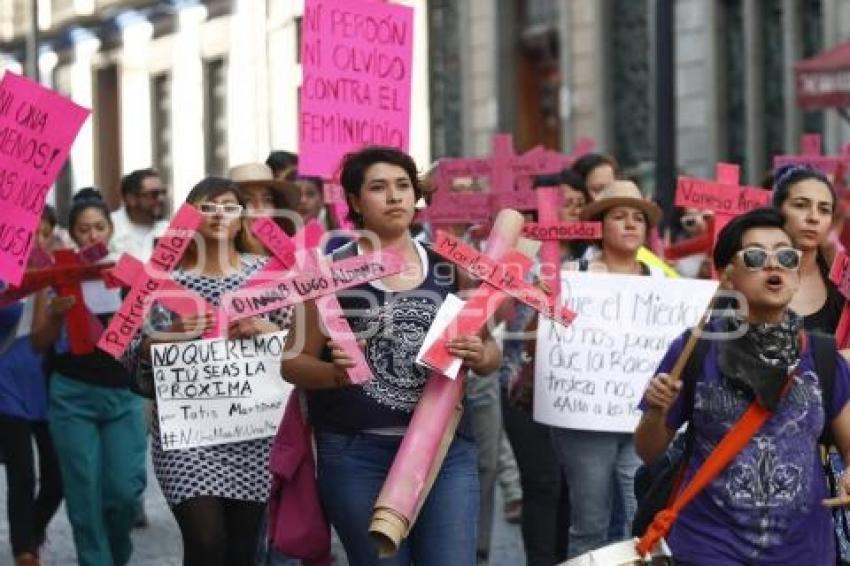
717, 311, 801, 411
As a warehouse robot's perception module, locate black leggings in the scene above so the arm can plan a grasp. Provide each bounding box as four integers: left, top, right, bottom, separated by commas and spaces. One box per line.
173, 496, 265, 566
0, 415, 63, 556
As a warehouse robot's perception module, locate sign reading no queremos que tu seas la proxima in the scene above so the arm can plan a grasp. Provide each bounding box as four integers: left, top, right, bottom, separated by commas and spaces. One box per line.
534, 272, 717, 433
152, 331, 292, 451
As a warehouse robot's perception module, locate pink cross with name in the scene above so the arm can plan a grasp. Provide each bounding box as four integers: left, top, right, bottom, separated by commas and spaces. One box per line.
105, 217, 328, 351
523, 186, 601, 304
421, 228, 576, 376
98, 205, 203, 359
422, 134, 595, 226
673, 163, 772, 278
224, 220, 407, 385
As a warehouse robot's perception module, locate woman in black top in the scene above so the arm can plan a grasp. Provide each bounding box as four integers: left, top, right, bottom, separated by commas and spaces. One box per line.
282, 146, 502, 565
772, 165, 844, 333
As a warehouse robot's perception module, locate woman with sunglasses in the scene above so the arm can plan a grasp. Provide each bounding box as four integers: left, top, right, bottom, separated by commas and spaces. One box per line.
126, 178, 292, 566
30, 189, 147, 566
772, 164, 843, 333
636, 208, 850, 564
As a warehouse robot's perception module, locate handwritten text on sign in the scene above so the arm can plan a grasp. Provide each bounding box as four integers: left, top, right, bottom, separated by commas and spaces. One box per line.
298, 0, 413, 177
674, 177, 770, 215
534, 272, 717, 432
152, 332, 292, 450
0, 73, 89, 285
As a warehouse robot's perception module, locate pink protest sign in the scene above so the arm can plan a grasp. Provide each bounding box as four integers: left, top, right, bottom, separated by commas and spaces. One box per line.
98, 204, 202, 358
299, 0, 413, 177
0, 72, 90, 286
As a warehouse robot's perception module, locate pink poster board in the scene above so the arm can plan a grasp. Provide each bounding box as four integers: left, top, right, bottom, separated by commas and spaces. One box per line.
0, 72, 90, 285
299, 0, 413, 177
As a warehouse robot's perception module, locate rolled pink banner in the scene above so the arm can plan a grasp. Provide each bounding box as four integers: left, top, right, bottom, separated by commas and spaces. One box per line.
369, 209, 525, 556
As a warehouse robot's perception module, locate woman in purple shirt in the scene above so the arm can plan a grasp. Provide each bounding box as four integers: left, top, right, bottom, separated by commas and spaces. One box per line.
636, 208, 850, 564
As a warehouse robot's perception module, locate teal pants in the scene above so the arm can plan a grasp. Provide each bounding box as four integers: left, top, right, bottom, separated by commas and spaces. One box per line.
48, 374, 147, 566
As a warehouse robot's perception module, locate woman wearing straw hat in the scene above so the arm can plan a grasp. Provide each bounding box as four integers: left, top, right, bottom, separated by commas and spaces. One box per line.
229, 162, 300, 236
550, 180, 664, 559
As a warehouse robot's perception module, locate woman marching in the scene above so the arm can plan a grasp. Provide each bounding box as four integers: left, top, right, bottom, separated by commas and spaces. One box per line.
30, 189, 147, 566
771, 164, 844, 333
549, 180, 664, 559
281, 146, 502, 565
126, 177, 292, 566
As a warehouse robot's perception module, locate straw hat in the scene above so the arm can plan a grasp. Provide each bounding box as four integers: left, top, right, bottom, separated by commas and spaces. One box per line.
229, 162, 290, 188
229, 162, 301, 211
579, 180, 662, 226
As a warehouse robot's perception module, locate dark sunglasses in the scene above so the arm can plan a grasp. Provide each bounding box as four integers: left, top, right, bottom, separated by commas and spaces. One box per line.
736, 247, 801, 271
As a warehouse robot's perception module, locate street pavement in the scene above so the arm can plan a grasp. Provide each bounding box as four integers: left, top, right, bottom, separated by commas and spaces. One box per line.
0, 451, 525, 565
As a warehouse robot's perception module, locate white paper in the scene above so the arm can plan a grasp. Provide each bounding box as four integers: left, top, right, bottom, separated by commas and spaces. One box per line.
152, 331, 292, 450
415, 293, 466, 379
534, 272, 717, 432
82, 280, 122, 314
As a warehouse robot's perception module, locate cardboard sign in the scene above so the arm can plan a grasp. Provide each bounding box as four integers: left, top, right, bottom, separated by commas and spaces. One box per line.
98, 204, 202, 358
298, 0, 414, 177
152, 332, 292, 450
0, 73, 90, 286
534, 272, 717, 432
224, 251, 405, 319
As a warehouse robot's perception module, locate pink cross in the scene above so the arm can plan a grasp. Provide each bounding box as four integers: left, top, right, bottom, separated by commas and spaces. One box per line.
422, 134, 595, 226
830, 252, 850, 347
773, 134, 850, 189
673, 163, 771, 278
523, 186, 601, 304
225, 220, 406, 385
421, 228, 576, 375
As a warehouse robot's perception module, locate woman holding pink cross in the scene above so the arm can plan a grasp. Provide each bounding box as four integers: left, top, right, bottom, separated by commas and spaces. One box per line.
282, 146, 502, 565
126, 177, 293, 566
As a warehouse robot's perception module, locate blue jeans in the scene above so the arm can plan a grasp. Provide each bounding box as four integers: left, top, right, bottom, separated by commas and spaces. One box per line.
316, 432, 478, 566
550, 429, 640, 558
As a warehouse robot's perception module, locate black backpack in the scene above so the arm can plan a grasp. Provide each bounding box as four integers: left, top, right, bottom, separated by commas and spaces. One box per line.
632, 330, 838, 537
